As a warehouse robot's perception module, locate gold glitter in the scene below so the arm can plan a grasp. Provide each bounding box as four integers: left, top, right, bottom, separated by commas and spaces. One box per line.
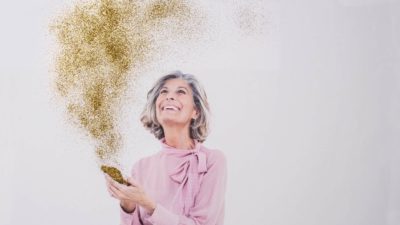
50, 0, 203, 168
144, 0, 190, 22
101, 165, 128, 185
233, 1, 266, 35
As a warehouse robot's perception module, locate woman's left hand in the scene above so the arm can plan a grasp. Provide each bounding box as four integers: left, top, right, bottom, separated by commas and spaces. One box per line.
105, 174, 156, 214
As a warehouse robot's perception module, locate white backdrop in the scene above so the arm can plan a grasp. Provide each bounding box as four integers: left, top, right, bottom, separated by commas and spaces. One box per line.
1, 0, 399, 225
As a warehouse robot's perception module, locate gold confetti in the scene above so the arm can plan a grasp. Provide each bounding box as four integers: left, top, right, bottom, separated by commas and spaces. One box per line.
50, 0, 202, 167
101, 165, 128, 185
233, 1, 267, 35
50, 0, 263, 172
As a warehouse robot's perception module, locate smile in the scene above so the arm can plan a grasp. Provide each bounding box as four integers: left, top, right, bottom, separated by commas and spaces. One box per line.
161, 105, 180, 111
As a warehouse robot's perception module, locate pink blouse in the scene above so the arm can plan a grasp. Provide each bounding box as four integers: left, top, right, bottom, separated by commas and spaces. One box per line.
120, 138, 227, 225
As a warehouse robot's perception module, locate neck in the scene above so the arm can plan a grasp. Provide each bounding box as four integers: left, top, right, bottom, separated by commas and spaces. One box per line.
163, 125, 194, 150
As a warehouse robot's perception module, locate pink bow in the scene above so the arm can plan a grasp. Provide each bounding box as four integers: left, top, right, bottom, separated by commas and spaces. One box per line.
169, 151, 208, 184
169, 151, 208, 215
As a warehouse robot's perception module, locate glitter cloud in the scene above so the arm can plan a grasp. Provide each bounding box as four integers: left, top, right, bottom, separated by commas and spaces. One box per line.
50, 0, 200, 166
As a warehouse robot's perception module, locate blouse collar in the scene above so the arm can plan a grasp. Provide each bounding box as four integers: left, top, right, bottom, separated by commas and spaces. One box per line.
160, 137, 201, 154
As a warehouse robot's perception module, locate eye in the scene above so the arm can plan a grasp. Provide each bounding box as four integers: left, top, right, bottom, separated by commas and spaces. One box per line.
160, 89, 167, 94
177, 89, 186, 94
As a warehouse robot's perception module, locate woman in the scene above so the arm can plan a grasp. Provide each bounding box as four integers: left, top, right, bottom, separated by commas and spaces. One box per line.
105, 71, 227, 225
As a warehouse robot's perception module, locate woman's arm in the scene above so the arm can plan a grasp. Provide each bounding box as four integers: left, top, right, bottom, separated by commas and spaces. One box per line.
105, 161, 147, 225
120, 200, 136, 213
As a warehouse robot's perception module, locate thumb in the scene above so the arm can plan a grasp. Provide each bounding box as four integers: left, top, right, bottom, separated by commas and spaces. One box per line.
127, 177, 140, 187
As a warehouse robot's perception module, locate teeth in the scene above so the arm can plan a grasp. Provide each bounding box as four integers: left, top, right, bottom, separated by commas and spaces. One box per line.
163, 105, 179, 111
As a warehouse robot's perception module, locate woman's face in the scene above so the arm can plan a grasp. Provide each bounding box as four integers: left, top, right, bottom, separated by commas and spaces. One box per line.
155, 78, 198, 128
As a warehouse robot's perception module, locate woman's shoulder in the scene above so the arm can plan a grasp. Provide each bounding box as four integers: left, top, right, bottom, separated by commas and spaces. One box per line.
200, 145, 227, 168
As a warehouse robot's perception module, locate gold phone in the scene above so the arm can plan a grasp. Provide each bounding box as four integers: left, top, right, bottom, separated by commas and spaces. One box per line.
101, 165, 129, 185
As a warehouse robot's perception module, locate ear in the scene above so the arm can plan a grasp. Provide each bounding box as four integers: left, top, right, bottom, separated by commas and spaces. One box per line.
192, 107, 199, 120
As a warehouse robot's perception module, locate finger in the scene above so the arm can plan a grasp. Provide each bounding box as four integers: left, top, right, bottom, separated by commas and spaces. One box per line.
105, 178, 118, 191
113, 180, 127, 191
105, 174, 115, 183
107, 185, 119, 199
105, 179, 116, 195
109, 185, 122, 199
127, 177, 140, 187
106, 174, 124, 190
110, 183, 128, 200
113, 184, 141, 202
104, 174, 114, 185
105, 176, 127, 200
107, 187, 116, 198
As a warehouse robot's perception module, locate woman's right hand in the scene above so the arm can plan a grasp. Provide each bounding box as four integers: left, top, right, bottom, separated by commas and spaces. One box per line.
105, 174, 136, 213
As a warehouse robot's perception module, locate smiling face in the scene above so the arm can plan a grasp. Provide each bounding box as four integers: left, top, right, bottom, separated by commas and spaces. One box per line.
155, 78, 198, 128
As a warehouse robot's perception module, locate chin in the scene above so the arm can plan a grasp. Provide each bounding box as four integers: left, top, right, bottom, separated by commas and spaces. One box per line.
160, 118, 188, 127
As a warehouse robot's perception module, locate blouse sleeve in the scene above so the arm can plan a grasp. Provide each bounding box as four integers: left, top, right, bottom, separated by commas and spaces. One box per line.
146, 150, 228, 225
120, 161, 143, 225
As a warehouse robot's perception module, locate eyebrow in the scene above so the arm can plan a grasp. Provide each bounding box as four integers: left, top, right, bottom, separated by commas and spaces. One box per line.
161, 86, 189, 91
178, 86, 189, 92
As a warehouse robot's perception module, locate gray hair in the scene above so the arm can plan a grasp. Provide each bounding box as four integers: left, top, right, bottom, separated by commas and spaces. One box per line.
140, 71, 211, 143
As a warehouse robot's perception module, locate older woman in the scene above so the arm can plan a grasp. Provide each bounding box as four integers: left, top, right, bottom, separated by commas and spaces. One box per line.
105, 71, 227, 225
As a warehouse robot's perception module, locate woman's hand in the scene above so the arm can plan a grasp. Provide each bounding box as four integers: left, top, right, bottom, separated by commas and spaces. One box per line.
105, 174, 156, 215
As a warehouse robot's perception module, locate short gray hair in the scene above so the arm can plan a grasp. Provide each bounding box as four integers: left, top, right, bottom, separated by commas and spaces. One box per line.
140, 71, 211, 142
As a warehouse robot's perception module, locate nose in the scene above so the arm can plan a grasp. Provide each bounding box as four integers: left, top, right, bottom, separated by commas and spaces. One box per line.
166, 92, 175, 101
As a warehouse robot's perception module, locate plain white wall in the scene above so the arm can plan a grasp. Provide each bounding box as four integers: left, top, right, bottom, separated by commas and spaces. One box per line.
0, 1, 399, 225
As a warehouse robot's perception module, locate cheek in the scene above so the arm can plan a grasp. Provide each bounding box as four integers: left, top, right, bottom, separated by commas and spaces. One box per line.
181, 95, 194, 105
155, 98, 162, 115
182, 100, 196, 115
155, 96, 162, 108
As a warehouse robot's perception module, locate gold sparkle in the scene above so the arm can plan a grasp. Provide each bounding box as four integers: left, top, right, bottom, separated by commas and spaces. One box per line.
101, 165, 128, 185
50, 0, 203, 167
